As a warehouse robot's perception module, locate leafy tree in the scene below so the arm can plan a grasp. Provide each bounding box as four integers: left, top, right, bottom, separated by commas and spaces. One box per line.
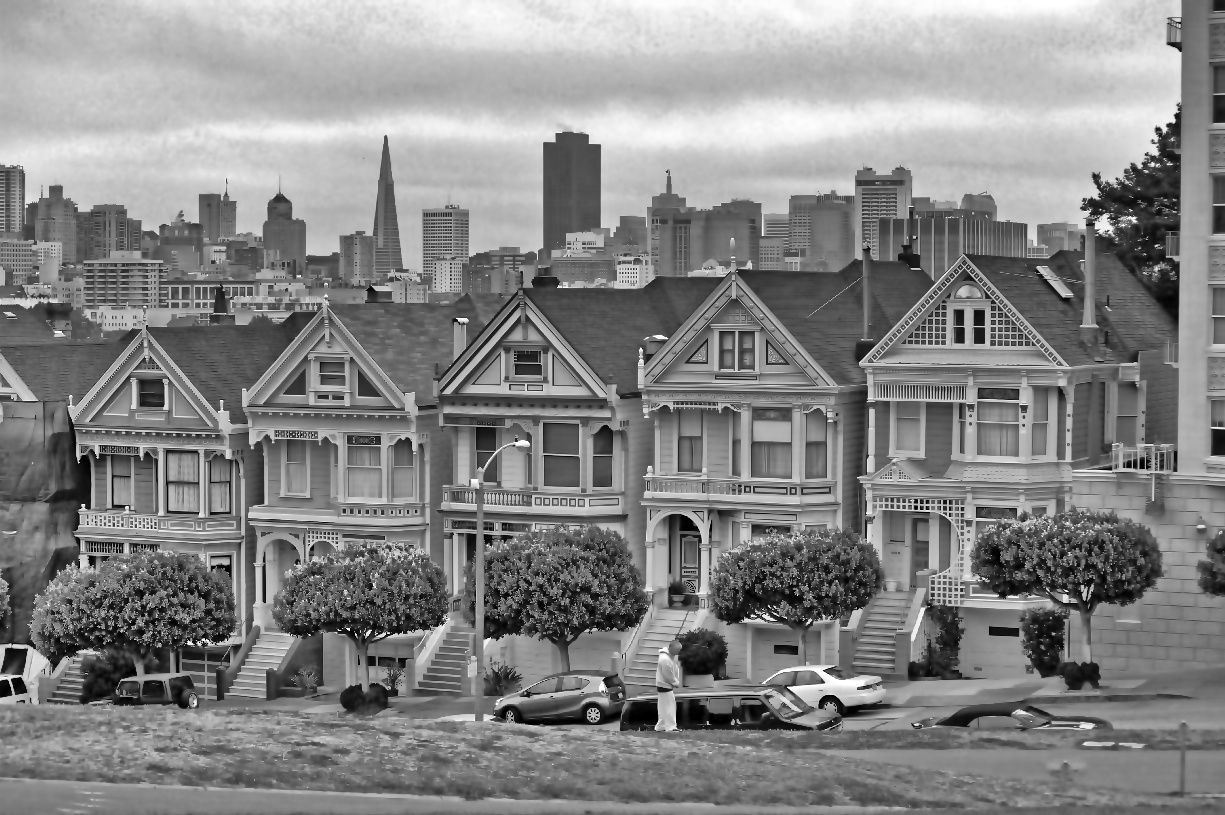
275, 543, 448, 688
0, 574, 8, 628
711, 528, 883, 664
468, 525, 649, 671
1082, 105, 1180, 314
1197, 530, 1225, 597
30, 551, 236, 673
972, 509, 1162, 664
1019, 606, 1068, 678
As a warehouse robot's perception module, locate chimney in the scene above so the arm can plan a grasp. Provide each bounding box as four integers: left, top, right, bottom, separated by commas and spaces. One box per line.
897, 206, 922, 271
1080, 220, 1099, 349
855, 242, 876, 361
452, 317, 469, 360
642, 334, 668, 360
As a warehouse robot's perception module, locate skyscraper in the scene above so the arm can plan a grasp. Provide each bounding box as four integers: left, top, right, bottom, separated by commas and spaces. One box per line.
79, 204, 141, 261
263, 186, 306, 274
0, 165, 26, 237
543, 132, 600, 256
960, 192, 998, 220
854, 166, 913, 259
34, 185, 79, 263
422, 204, 469, 270
788, 194, 855, 272
763, 214, 789, 244
199, 182, 238, 242
372, 136, 404, 277
340, 231, 376, 286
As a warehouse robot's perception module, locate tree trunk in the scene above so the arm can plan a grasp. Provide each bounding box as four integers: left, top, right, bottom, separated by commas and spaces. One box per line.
133, 660, 145, 677
355, 639, 370, 690
555, 639, 571, 672
793, 624, 808, 665
1078, 607, 1094, 664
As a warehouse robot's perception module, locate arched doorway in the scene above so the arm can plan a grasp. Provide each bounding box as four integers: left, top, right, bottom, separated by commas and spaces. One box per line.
644, 508, 711, 606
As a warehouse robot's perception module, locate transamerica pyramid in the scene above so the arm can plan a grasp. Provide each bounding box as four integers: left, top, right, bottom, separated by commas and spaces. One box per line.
372, 135, 404, 276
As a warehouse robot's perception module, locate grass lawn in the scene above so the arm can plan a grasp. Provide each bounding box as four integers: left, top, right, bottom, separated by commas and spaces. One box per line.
0, 707, 1212, 810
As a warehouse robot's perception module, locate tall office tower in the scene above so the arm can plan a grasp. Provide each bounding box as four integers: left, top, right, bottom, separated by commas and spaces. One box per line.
220, 183, 236, 239
199, 193, 222, 242
81, 205, 142, 261
1037, 222, 1085, 252
876, 214, 1028, 279
763, 214, 789, 244
611, 215, 647, 251
788, 194, 855, 271
0, 239, 35, 285
960, 192, 998, 220
854, 166, 912, 259
0, 165, 26, 237
262, 187, 307, 274
34, 185, 79, 263
372, 136, 404, 276
542, 131, 600, 256
340, 230, 376, 286
422, 204, 469, 270
647, 172, 760, 275
155, 212, 205, 272
24, 202, 36, 239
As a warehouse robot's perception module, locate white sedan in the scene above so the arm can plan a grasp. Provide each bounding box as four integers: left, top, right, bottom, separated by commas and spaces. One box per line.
761, 665, 885, 715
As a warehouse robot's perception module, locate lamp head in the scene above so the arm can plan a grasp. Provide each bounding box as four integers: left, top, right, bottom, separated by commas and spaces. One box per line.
513, 437, 531, 449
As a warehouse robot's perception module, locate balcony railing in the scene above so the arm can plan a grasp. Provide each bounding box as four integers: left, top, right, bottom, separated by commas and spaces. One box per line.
248, 501, 426, 527
78, 508, 241, 534
441, 487, 623, 513
1165, 231, 1180, 261
643, 471, 835, 502
1167, 17, 1182, 51
1111, 443, 1175, 474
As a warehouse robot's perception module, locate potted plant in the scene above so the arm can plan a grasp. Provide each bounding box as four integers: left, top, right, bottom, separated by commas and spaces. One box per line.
285, 667, 319, 697
383, 665, 405, 697
677, 628, 727, 688
668, 580, 687, 608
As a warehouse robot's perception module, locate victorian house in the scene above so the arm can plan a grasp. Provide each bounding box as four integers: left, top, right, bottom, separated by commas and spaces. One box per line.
856, 250, 1176, 678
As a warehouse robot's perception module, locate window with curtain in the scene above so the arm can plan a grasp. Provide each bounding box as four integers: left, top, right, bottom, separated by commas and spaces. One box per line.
543, 422, 580, 487
285, 440, 309, 495
111, 456, 133, 508
392, 439, 415, 500
1214, 400, 1225, 457
475, 427, 499, 482
166, 451, 200, 513
592, 426, 613, 488
346, 444, 383, 499
677, 411, 703, 472
977, 388, 1021, 457
1031, 388, 1050, 457
893, 402, 922, 454
1214, 289, 1225, 344
732, 413, 742, 477
751, 408, 792, 479
718, 331, 756, 371
805, 412, 827, 478
209, 458, 231, 514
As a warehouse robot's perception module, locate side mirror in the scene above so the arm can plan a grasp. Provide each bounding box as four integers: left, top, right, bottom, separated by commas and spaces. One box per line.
911, 722, 923, 730
521, 691, 531, 697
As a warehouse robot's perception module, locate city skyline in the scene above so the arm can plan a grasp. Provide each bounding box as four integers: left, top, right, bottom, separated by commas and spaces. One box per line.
3, 1, 1179, 271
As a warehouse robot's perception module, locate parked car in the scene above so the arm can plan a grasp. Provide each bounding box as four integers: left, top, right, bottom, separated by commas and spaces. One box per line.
494, 671, 626, 725
760, 665, 885, 715
113, 673, 200, 709
0, 674, 32, 705
620, 687, 842, 732
910, 702, 1113, 731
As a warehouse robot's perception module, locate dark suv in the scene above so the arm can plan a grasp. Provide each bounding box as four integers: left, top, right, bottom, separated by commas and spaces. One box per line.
494, 671, 626, 725
113, 673, 200, 709
620, 687, 842, 732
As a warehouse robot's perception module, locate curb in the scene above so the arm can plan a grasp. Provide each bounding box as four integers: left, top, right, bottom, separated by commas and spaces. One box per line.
1023, 692, 1192, 705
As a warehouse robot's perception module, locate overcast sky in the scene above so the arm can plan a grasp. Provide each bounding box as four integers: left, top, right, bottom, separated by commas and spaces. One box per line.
3, 0, 1180, 269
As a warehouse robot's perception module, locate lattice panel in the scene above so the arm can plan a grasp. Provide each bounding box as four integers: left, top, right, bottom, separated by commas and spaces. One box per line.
307, 529, 340, 546
989, 302, 1032, 347
275, 429, 319, 440
873, 495, 969, 606
129, 542, 160, 552
872, 383, 967, 402
901, 303, 947, 346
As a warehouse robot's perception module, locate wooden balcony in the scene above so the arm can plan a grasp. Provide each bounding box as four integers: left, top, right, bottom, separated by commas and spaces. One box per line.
1167, 16, 1181, 50
77, 508, 242, 543
643, 471, 835, 507
440, 487, 624, 516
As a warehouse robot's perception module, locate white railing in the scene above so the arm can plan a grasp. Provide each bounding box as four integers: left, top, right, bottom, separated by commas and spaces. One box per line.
78, 509, 240, 533
871, 383, 967, 403
442, 487, 622, 512
1111, 443, 1175, 474
1167, 16, 1182, 50
79, 509, 159, 530
444, 488, 532, 507
1165, 231, 1180, 260
644, 471, 833, 500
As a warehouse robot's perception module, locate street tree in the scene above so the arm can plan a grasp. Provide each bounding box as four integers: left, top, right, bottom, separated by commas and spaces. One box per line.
711, 528, 883, 664
469, 525, 649, 671
0, 574, 9, 635
1197, 530, 1225, 598
274, 543, 448, 689
972, 509, 1163, 664
30, 551, 236, 672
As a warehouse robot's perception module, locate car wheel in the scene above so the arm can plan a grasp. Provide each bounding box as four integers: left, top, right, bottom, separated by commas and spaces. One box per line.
818, 696, 846, 716
582, 704, 605, 725
178, 691, 199, 710
502, 706, 522, 724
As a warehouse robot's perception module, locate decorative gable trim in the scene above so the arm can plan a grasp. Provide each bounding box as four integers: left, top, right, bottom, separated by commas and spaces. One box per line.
862, 255, 1066, 366
0, 353, 38, 401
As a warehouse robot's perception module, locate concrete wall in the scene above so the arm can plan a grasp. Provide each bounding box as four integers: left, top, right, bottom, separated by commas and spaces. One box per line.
959, 607, 1032, 679
1070, 471, 1225, 672
489, 632, 623, 687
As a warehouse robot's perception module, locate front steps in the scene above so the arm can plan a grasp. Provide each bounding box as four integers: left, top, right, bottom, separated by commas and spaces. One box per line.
623, 608, 699, 691
852, 591, 910, 675
418, 622, 473, 694
46, 655, 86, 704
227, 631, 294, 699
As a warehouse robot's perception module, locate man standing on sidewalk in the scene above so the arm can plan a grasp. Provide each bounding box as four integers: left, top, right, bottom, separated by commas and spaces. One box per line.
655, 639, 682, 731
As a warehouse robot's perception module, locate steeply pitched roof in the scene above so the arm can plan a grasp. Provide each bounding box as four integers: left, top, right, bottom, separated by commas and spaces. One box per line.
521, 278, 723, 395
967, 252, 1176, 366
329, 294, 511, 403
0, 304, 70, 346
1, 341, 128, 402
147, 322, 301, 423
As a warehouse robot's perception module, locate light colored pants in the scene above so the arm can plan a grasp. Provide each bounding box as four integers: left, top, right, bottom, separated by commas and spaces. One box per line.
655, 689, 678, 731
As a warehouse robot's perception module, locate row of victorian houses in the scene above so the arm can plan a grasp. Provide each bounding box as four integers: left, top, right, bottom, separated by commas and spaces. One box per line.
0, 242, 1206, 697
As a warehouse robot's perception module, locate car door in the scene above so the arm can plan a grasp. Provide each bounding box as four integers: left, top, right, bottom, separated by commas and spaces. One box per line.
736, 696, 774, 730
551, 675, 591, 721
10, 677, 28, 703
517, 677, 561, 720
764, 670, 795, 693
0, 678, 11, 705
789, 670, 825, 706
141, 679, 167, 706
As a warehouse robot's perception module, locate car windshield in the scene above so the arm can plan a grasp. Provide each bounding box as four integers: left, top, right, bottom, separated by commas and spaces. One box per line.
823, 667, 848, 680
763, 688, 810, 720
117, 680, 138, 695
1022, 705, 1053, 719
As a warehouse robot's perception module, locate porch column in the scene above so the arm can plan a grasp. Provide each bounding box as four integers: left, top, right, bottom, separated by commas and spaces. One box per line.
156, 448, 166, 516
698, 537, 712, 608
1062, 384, 1075, 461
198, 450, 208, 518
79, 552, 89, 568
1137, 381, 1148, 444
643, 536, 656, 599
790, 406, 803, 481
825, 411, 837, 482
656, 528, 670, 601
928, 511, 941, 572
1019, 380, 1033, 463
89, 455, 97, 510
865, 488, 883, 559
866, 400, 877, 473
739, 405, 751, 480
443, 532, 455, 592
255, 560, 265, 604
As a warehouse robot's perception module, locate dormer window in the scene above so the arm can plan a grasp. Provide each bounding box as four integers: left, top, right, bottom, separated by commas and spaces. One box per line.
951, 308, 987, 345
718, 331, 755, 371
318, 360, 347, 388
513, 350, 544, 378
137, 379, 165, 408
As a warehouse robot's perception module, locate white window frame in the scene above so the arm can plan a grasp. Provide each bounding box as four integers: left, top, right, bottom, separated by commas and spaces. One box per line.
135, 377, 168, 411
1029, 387, 1055, 460
676, 410, 704, 473
717, 330, 757, 371
310, 354, 350, 405
590, 425, 615, 490
541, 421, 581, 490
1213, 287, 1225, 346
949, 304, 989, 347
391, 439, 416, 501
889, 401, 925, 457
975, 389, 1023, 461
281, 439, 311, 497
1212, 399, 1225, 458
509, 347, 546, 380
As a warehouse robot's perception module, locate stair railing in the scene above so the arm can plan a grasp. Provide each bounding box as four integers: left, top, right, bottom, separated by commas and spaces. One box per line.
413, 617, 452, 691
217, 624, 260, 700
838, 607, 870, 673
893, 588, 928, 678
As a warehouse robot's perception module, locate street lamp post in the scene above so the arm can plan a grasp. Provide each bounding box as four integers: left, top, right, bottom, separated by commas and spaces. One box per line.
473, 437, 530, 722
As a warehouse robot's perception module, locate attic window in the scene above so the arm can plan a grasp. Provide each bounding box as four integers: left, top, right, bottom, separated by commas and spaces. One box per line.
513, 349, 544, 378
357, 370, 380, 398
953, 284, 984, 300
318, 360, 346, 388
138, 379, 165, 409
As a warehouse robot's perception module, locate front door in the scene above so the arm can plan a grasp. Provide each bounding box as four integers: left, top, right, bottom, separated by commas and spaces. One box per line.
680, 534, 700, 595
910, 518, 930, 588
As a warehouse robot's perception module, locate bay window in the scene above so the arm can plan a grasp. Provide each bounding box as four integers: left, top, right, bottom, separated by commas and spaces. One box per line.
1030, 388, 1050, 457
751, 408, 792, 479
166, 451, 200, 513
475, 427, 499, 482
592, 426, 613, 488
392, 439, 415, 500
678, 411, 703, 472
977, 389, 1021, 457
284, 440, 309, 496
209, 458, 231, 514
543, 422, 580, 487
805, 411, 827, 478
893, 402, 923, 455
111, 456, 133, 508
346, 443, 382, 500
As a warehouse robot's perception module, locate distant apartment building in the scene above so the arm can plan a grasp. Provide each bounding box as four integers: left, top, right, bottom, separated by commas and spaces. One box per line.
79, 205, 142, 262
854, 166, 912, 259
614, 253, 653, 287
788, 193, 855, 272
262, 190, 306, 275
0, 239, 35, 285
429, 256, 465, 293
163, 280, 258, 310
33, 185, 78, 262
759, 236, 785, 270
648, 173, 760, 276
763, 213, 789, 244
0, 165, 24, 237
543, 132, 601, 256
384, 274, 430, 303
422, 204, 469, 269
876, 214, 1028, 278
155, 214, 205, 273
1026, 242, 1052, 258
612, 216, 647, 251
82, 251, 167, 308
33, 241, 62, 282
199, 186, 237, 242
306, 253, 340, 281
466, 246, 534, 293
340, 231, 376, 286
1036, 222, 1085, 253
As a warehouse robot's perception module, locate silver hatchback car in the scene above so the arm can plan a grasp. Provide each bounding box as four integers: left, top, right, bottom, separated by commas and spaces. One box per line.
494, 671, 626, 725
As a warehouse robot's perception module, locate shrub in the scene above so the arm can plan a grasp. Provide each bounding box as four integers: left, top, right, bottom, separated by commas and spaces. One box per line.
291, 668, 319, 690
677, 628, 728, 677
383, 665, 405, 694
79, 648, 158, 703
340, 682, 390, 714
485, 660, 522, 696
1020, 607, 1068, 677
364, 683, 389, 711
339, 684, 365, 712
668, 580, 686, 596
1057, 661, 1101, 691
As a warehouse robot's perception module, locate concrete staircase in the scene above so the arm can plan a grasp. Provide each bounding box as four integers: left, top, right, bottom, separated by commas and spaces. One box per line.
623, 608, 697, 692
46, 655, 87, 704
227, 631, 294, 699
418, 622, 473, 694
852, 591, 910, 675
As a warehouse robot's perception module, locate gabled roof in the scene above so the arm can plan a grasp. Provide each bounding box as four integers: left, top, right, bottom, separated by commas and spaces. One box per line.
0, 340, 127, 402
0, 304, 70, 346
